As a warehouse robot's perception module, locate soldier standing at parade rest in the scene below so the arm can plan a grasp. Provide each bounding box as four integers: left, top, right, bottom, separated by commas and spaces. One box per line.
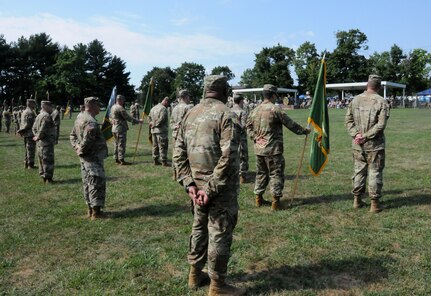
130, 100, 140, 123
246, 84, 309, 210
149, 96, 170, 166
170, 89, 193, 179
51, 105, 61, 144
32, 101, 56, 184
60, 105, 65, 120
231, 94, 249, 184
70, 97, 108, 220
345, 75, 389, 213
173, 75, 245, 296
110, 94, 142, 165
17, 99, 37, 169
12, 107, 20, 134
3, 107, 11, 133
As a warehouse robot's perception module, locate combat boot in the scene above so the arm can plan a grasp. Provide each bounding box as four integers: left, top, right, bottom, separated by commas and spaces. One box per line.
45, 178, 54, 184
115, 159, 121, 164
28, 163, 36, 169
188, 266, 210, 290
208, 278, 246, 296
370, 199, 383, 213
353, 196, 366, 208
239, 175, 246, 184
153, 159, 161, 166
24, 161, 28, 169
172, 170, 177, 181
271, 196, 281, 211
255, 194, 269, 207
91, 206, 107, 220
119, 159, 132, 165
87, 206, 93, 218
162, 161, 170, 167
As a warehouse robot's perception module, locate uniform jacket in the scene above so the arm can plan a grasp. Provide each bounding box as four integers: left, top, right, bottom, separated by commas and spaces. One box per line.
32, 110, 56, 146
149, 103, 169, 134
19, 107, 36, 137
110, 104, 138, 133
170, 101, 193, 139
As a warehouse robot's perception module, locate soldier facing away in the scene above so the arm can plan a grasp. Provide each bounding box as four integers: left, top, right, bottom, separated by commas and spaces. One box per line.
231, 94, 249, 184
51, 105, 61, 144
70, 97, 108, 220
18, 99, 37, 169
170, 89, 193, 179
2, 107, 11, 133
110, 94, 142, 165
345, 75, 389, 213
246, 84, 309, 210
173, 75, 245, 296
12, 107, 20, 134
32, 101, 56, 184
149, 96, 170, 166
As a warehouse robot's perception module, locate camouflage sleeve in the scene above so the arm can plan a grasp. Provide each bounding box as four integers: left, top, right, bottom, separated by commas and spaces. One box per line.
240, 110, 247, 128
173, 119, 194, 187
203, 112, 240, 200
279, 109, 305, 135
120, 107, 139, 124
22, 113, 32, 131
345, 102, 359, 137
363, 101, 389, 140
80, 122, 98, 155
69, 125, 79, 150
154, 108, 168, 128
38, 115, 52, 140
246, 109, 256, 140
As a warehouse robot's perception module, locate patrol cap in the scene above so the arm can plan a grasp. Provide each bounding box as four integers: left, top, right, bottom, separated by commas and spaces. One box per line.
368, 74, 382, 86
13, 107, 18, 111
263, 84, 278, 93
84, 96, 101, 106
27, 99, 36, 104
233, 93, 245, 103
204, 75, 228, 93
41, 100, 52, 106
116, 94, 125, 101
178, 89, 189, 97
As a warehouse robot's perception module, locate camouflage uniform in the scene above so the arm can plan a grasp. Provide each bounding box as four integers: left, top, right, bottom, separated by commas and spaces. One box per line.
13, 108, 20, 134
110, 102, 140, 161
3, 109, 11, 133
130, 102, 140, 122
173, 75, 240, 282
247, 86, 306, 199
231, 103, 249, 178
51, 108, 61, 144
70, 108, 108, 209
171, 97, 193, 174
32, 107, 56, 181
149, 102, 169, 163
345, 89, 389, 202
19, 105, 37, 167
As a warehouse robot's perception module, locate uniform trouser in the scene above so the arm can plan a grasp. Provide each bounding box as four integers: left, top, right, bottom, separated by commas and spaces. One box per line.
37, 143, 54, 179
254, 154, 285, 197
352, 149, 385, 200
24, 137, 36, 166
188, 204, 238, 280
5, 121, 10, 133
14, 122, 20, 134
152, 133, 168, 162
80, 159, 106, 208
239, 134, 249, 176
55, 125, 60, 144
113, 132, 127, 160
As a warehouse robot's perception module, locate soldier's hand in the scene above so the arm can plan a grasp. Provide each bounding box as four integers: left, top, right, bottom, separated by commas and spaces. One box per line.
32, 136, 39, 142
187, 185, 198, 203
354, 133, 366, 145
196, 190, 209, 206
303, 128, 311, 135
139, 119, 144, 124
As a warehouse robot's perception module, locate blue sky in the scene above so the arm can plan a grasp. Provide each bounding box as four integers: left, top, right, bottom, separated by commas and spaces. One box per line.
1, 0, 430, 87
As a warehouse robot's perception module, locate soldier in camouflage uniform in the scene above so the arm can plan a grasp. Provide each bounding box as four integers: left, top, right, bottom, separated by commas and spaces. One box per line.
149, 97, 170, 166
110, 94, 142, 165
51, 105, 61, 144
12, 107, 20, 134
32, 101, 56, 183
170, 89, 193, 179
246, 84, 309, 210
70, 97, 108, 220
130, 100, 140, 123
231, 94, 249, 184
3, 107, 11, 133
345, 75, 389, 213
18, 99, 37, 169
173, 75, 245, 296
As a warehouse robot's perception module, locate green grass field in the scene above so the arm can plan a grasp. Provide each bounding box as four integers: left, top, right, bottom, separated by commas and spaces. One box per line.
0, 108, 430, 296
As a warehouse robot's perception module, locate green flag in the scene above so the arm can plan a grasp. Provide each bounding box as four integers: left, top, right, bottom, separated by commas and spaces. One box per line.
142, 77, 154, 117
308, 57, 330, 176
101, 86, 117, 141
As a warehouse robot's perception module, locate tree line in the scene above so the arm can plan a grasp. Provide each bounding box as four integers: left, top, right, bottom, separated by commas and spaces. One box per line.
1, 29, 430, 107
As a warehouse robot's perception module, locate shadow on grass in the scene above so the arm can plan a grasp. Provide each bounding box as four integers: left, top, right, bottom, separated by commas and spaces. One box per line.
234, 256, 393, 293
0, 142, 21, 147
109, 203, 188, 218
54, 178, 82, 184
245, 171, 307, 184
384, 193, 431, 209
55, 163, 80, 169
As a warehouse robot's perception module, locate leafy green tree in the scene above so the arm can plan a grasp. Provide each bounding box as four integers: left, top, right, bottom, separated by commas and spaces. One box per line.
401, 49, 431, 93
86, 39, 111, 99
368, 44, 406, 83
105, 55, 135, 101
294, 41, 320, 94
140, 67, 176, 104
0, 35, 12, 102
174, 62, 205, 103
210, 66, 235, 81
327, 29, 368, 83
239, 68, 257, 88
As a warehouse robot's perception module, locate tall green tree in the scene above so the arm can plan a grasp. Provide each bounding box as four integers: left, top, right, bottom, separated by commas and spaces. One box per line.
294, 41, 320, 94
401, 49, 431, 93
239, 68, 257, 88
368, 44, 406, 82
86, 39, 111, 99
105, 55, 135, 101
327, 29, 369, 83
210, 66, 235, 81
140, 67, 176, 104
174, 62, 205, 103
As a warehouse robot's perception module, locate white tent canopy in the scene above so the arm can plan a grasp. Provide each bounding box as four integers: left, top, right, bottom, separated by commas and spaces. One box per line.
232, 87, 298, 101
326, 81, 406, 100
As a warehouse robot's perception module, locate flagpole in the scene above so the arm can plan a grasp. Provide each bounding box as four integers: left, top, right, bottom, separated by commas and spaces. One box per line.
290, 127, 309, 204
132, 112, 145, 163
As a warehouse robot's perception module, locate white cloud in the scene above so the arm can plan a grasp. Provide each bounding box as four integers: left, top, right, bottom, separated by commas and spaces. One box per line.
171, 17, 190, 26
0, 13, 256, 85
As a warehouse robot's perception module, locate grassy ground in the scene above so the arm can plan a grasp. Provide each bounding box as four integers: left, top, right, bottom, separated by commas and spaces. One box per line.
0, 108, 430, 296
